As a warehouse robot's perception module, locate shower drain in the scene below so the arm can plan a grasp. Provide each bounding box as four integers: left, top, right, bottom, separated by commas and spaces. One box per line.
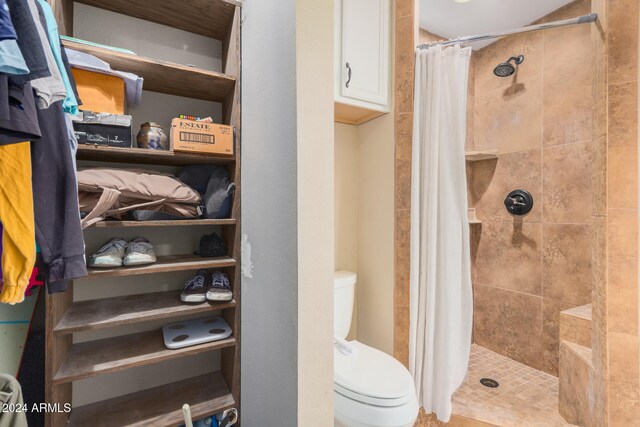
480, 378, 499, 388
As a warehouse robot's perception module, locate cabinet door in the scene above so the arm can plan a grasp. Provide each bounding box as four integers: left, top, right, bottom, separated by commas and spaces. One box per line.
338, 0, 390, 108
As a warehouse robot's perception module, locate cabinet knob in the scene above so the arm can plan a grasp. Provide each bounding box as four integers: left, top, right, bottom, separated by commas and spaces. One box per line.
346, 62, 352, 88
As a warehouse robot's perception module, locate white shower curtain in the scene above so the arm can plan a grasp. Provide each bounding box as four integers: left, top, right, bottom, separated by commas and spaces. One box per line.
409, 44, 473, 422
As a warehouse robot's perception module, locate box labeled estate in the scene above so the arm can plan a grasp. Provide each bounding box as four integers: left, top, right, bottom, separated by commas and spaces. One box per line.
170, 119, 234, 156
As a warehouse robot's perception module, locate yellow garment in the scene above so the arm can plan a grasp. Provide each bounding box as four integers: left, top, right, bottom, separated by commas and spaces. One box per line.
71, 69, 125, 115
0, 142, 36, 305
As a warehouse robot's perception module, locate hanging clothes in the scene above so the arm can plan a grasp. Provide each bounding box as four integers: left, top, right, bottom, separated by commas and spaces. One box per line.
0, 0, 29, 75
0, 142, 35, 305
36, 0, 78, 115
25, 0, 65, 109
5, 0, 49, 84
0, 0, 87, 301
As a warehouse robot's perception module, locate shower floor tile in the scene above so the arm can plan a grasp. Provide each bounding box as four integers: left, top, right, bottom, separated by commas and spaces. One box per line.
449, 344, 575, 426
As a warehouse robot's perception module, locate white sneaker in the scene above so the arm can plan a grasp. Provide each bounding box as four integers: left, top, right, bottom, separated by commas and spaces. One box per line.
123, 237, 157, 266
88, 238, 127, 268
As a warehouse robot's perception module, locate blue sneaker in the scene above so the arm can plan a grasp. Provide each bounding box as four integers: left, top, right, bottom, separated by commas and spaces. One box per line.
206, 271, 232, 302
181, 270, 210, 303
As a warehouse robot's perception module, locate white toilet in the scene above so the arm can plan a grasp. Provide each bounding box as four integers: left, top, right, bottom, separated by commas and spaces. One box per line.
334, 271, 419, 427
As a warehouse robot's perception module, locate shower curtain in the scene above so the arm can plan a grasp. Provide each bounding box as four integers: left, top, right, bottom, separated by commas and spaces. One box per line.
409, 44, 473, 422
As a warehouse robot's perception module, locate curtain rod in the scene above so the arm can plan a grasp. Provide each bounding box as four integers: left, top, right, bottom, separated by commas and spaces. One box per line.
417, 13, 597, 49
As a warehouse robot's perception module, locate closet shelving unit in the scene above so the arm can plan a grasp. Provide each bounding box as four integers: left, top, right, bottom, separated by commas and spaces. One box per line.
46, 1, 241, 426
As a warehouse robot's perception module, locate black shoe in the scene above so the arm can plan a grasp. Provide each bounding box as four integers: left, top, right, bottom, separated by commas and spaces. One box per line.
180, 270, 210, 303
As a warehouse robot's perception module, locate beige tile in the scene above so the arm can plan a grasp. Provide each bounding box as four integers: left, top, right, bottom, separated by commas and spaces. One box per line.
607, 0, 639, 85
450, 345, 569, 426
474, 221, 542, 295
593, 136, 607, 216
395, 159, 412, 211
592, 28, 607, 141
395, 0, 413, 19
474, 31, 543, 96
395, 15, 415, 114
607, 82, 638, 209
473, 285, 544, 370
466, 94, 474, 151
473, 149, 542, 223
542, 298, 580, 376
395, 112, 413, 161
395, 209, 411, 309
607, 208, 639, 335
468, 55, 476, 99
474, 76, 543, 154
542, 142, 593, 224
608, 332, 640, 425
590, 216, 608, 425
558, 341, 591, 426
542, 56, 592, 147
559, 304, 592, 348
394, 305, 410, 368
542, 224, 592, 306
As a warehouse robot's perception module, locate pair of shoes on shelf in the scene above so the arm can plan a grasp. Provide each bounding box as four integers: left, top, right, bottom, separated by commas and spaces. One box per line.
88, 237, 157, 268
181, 270, 232, 303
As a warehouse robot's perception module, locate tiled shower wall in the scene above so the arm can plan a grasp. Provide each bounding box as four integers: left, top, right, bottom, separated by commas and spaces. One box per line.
471, 0, 594, 376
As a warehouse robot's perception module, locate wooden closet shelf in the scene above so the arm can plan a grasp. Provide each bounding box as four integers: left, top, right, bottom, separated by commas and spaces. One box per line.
67, 371, 235, 427
86, 255, 237, 279
88, 218, 237, 228
75, 0, 240, 41
63, 39, 236, 103
53, 329, 236, 385
76, 144, 235, 166
55, 291, 237, 334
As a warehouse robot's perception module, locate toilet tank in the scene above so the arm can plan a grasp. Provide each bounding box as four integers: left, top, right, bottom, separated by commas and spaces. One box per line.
334, 271, 357, 339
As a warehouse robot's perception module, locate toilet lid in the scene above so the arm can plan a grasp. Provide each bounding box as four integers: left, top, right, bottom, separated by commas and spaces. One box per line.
334, 341, 415, 407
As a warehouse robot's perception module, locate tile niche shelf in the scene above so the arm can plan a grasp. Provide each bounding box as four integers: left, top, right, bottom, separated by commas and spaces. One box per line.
465, 149, 498, 162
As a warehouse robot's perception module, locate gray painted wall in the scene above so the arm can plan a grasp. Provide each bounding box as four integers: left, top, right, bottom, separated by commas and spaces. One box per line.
241, 1, 299, 425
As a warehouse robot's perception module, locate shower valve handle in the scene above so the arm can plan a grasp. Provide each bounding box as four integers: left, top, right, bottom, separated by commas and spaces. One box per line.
504, 190, 534, 216
505, 196, 525, 207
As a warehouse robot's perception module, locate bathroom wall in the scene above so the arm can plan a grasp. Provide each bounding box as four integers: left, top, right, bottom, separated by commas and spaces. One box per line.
470, 0, 594, 376
335, 124, 358, 339
333, 115, 396, 354
295, 1, 335, 423
356, 113, 395, 355
243, 0, 334, 424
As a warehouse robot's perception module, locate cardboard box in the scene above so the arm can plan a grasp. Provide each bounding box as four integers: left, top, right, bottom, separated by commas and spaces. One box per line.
170, 119, 234, 156
74, 122, 132, 148
72, 69, 126, 115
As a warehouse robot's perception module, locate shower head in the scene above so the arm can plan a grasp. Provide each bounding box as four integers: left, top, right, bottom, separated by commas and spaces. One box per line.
493, 55, 525, 77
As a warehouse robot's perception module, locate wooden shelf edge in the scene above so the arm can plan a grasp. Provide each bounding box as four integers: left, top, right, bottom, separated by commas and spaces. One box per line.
88, 218, 237, 228
76, 144, 235, 166
67, 372, 235, 427
53, 330, 236, 385
74, 0, 240, 41
63, 39, 236, 103
85, 255, 237, 279
54, 291, 237, 335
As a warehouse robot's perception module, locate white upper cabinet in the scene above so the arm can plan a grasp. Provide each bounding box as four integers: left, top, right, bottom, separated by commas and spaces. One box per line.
335, 0, 391, 121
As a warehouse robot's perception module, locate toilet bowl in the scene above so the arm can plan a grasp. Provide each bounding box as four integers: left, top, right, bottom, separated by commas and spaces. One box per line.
333, 272, 419, 427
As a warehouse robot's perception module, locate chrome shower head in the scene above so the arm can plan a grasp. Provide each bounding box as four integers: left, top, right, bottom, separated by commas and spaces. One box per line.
493, 55, 525, 77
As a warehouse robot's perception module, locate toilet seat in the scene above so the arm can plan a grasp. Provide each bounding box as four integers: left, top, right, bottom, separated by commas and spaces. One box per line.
334, 341, 415, 407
